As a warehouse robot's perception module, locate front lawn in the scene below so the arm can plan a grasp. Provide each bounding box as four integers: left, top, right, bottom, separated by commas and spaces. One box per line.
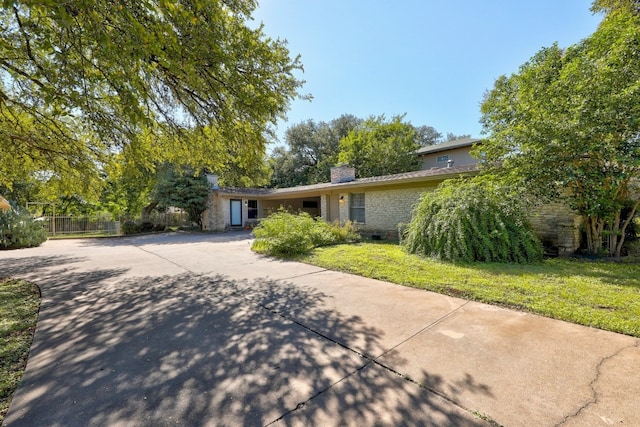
301, 242, 640, 337
0, 278, 40, 423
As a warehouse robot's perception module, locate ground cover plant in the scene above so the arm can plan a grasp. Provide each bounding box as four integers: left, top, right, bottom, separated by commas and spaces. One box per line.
301, 242, 640, 337
0, 279, 40, 423
251, 209, 360, 257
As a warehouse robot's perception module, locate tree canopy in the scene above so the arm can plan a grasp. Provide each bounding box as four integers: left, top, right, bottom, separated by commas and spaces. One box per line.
479, 6, 640, 256
268, 114, 451, 187
338, 115, 421, 178
268, 114, 361, 187
152, 165, 209, 229
1, 0, 304, 189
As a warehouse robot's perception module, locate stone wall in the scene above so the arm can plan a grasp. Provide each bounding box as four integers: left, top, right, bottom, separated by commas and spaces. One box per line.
344, 185, 437, 239
203, 193, 227, 231
330, 166, 356, 183
346, 186, 583, 254
528, 202, 582, 256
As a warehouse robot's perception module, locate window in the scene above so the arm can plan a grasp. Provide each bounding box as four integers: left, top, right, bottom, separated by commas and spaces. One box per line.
247, 200, 258, 219
436, 155, 449, 163
302, 200, 318, 209
349, 193, 365, 223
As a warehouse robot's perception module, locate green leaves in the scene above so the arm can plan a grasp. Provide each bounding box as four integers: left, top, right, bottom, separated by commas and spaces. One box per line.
402, 177, 543, 263
479, 8, 640, 256
337, 114, 421, 178
1, 0, 304, 189
0, 206, 47, 249
251, 209, 360, 257
151, 165, 209, 228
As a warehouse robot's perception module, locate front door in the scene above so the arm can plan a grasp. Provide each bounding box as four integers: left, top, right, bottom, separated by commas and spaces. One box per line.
230, 199, 242, 226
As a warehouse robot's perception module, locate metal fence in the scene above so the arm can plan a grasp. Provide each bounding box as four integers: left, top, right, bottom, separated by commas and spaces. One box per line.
36, 211, 192, 236
38, 216, 121, 236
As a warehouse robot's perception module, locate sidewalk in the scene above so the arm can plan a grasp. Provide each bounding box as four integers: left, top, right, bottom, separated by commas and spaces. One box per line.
2, 232, 639, 426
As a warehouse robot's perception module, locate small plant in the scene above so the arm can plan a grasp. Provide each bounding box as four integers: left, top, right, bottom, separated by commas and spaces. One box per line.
0, 206, 47, 249
252, 209, 360, 257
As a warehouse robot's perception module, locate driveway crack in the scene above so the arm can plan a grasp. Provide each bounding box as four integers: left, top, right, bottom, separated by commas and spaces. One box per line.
555, 340, 640, 426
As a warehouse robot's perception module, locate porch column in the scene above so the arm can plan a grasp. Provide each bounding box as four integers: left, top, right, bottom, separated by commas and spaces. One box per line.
320, 194, 328, 221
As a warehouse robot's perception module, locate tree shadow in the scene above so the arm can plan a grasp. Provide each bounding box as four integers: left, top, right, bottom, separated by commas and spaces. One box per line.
0, 255, 91, 279
5, 271, 492, 426
77, 230, 253, 247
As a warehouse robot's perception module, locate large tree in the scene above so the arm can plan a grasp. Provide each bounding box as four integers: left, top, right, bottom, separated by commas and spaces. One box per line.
151, 165, 209, 229
338, 115, 421, 178
0, 0, 304, 188
479, 6, 640, 256
268, 114, 362, 187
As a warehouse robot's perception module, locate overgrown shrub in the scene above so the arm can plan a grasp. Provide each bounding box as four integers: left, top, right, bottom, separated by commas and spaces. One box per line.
152, 223, 166, 232
402, 177, 543, 263
139, 221, 155, 232
252, 209, 360, 257
122, 220, 139, 235
0, 207, 47, 249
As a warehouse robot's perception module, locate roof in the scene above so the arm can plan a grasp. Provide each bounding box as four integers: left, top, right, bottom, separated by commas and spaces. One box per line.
214, 164, 479, 198
415, 137, 482, 155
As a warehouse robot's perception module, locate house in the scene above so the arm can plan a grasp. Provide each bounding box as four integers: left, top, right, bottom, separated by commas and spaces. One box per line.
204, 164, 479, 239
203, 139, 581, 255
416, 137, 481, 169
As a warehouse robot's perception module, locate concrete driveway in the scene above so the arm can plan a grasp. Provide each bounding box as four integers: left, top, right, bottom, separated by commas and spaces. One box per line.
1, 232, 638, 426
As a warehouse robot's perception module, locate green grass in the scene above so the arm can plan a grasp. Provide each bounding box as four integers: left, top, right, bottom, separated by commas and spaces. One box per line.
301, 242, 640, 337
0, 279, 40, 423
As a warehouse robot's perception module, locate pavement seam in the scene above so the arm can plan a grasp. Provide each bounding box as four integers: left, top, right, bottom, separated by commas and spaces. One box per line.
254, 297, 481, 426
554, 340, 640, 426
79, 247, 485, 424
277, 269, 330, 281
132, 244, 192, 273
372, 300, 471, 362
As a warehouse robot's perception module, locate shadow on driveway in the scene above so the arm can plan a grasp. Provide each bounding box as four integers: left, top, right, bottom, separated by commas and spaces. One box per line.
74, 230, 254, 248
3, 249, 490, 426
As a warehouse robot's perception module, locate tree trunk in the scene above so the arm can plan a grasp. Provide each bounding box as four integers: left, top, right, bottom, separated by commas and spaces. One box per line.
141, 202, 158, 221
609, 211, 621, 257
614, 199, 640, 257
584, 215, 605, 255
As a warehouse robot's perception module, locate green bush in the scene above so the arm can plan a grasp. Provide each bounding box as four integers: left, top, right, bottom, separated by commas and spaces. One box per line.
139, 221, 155, 232
0, 207, 47, 249
122, 220, 139, 235
252, 209, 360, 257
402, 177, 543, 263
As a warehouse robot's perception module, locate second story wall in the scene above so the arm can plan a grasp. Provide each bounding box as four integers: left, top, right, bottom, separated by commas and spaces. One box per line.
419, 146, 478, 170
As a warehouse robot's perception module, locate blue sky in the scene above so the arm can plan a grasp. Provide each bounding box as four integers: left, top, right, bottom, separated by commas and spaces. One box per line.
252, 1, 603, 144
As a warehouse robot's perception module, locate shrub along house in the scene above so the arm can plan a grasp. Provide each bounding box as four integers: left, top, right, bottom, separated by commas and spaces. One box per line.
203, 139, 582, 256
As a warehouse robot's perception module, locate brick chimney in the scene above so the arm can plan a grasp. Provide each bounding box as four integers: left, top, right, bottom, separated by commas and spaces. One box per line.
330, 165, 356, 184
205, 173, 219, 189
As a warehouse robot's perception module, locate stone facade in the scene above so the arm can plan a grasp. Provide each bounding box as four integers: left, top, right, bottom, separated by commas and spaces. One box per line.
202, 193, 227, 231
330, 166, 356, 183
329, 185, 439, 239
528, 202, 582, 256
